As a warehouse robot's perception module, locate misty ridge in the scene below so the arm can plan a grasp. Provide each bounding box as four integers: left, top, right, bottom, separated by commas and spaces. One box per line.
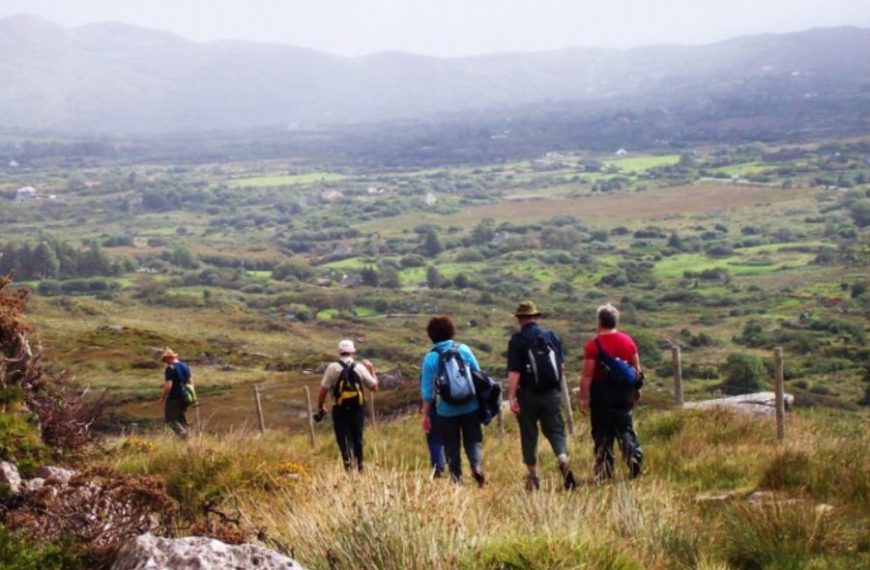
1, 14, 869, 136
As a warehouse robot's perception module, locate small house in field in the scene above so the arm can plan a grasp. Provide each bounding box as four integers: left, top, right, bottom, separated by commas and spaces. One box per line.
321, 190, 343, 202
339, 274, 362, 288
614, 148, 628, 156
422, 192, 437, 206
14, 186, 37, 202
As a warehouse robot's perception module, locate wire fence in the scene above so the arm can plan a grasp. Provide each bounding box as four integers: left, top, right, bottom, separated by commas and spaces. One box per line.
143, 346, 789, 447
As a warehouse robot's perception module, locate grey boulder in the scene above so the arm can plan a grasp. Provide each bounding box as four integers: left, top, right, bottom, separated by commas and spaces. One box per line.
112, 533, 305, 570
684, 391, 794, 417
0, 461, 21, 494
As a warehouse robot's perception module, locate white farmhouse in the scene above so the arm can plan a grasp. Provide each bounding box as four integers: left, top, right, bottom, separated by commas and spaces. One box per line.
14, 186, 37, 202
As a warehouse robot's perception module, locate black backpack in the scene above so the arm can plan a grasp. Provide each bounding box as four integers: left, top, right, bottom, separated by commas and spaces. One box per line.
433, 343, 476, 405
522, 330, 561, 393
333, 361, 364, 407
472, 369, 502, 425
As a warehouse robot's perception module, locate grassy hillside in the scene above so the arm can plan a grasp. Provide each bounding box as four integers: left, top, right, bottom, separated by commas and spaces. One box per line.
0, 130, 868, 568
96, 406, 869, 569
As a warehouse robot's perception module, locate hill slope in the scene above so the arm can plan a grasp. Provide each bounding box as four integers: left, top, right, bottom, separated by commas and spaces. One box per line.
1, 15, 869, 134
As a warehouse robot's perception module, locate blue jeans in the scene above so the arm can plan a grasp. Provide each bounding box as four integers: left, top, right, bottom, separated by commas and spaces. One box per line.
427, 406, 446, 470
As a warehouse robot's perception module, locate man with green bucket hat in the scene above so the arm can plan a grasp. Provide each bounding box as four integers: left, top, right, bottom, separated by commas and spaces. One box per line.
506, 301, 576, 491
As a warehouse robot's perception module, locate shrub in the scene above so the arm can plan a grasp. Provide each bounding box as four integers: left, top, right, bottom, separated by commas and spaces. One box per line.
0, 525, 80, 570
272, 257, 314, 281
720, 353, 766, 395
719, 503, 853, 570
400, 254, 426, 268
455, 248, 485, 262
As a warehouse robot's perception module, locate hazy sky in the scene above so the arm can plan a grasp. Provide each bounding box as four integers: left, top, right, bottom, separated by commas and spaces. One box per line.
1, 0, 868, 57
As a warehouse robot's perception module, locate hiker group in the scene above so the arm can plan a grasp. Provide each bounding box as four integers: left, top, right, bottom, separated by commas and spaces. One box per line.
159, 300, 644, 487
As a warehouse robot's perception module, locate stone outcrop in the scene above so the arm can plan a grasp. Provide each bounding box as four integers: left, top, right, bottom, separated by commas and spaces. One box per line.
36, 465, 77, 486
112, 534, 306, 570
684, 391, 794, 417
0, 461, 21, 494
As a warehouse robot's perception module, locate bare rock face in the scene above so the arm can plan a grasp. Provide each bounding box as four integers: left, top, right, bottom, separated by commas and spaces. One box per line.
112, 534, 306, 570
36, 465, 77, 486
0, 461, 21, 494
684, 391, 794, 417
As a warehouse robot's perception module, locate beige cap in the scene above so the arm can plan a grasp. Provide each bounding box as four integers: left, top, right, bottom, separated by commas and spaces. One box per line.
514, 300, 542, 317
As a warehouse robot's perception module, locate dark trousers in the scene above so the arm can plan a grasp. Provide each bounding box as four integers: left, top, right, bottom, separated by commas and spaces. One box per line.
590, 406, 643, 480
437, 412, 483, 481
164, 398, 189, 439
333, 405, 366, 471
426, 406, 446, 470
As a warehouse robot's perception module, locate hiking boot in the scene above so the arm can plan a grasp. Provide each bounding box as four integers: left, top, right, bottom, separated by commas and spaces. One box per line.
560, 464, 577, 491
432, 467, 444, 480
628, 457, 643, 479
524, 474, 541, 491
472, 469, 486, 488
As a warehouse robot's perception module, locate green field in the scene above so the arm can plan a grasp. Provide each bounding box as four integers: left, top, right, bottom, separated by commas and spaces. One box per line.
604, 154, 681, 171
655, 247, 818, 278
712, 162, 772, 176
229, 172, 347, 187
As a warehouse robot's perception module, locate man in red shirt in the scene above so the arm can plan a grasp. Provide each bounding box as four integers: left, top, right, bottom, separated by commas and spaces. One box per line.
578, 304, 644, 481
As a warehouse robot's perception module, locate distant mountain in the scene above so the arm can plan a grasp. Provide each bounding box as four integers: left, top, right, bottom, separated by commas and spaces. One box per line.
1, 15, 869, 134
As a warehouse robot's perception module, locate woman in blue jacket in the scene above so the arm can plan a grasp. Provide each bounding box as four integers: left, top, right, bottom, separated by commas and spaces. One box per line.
420, 315, 485, 486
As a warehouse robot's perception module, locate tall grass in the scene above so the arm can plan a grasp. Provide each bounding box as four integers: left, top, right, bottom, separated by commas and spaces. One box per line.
98, 408, 870, 569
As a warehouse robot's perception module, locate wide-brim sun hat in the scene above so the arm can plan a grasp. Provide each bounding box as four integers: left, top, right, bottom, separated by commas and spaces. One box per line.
161, 347, 178, 361
514, 301, 542, 317
338, 339, 356, 354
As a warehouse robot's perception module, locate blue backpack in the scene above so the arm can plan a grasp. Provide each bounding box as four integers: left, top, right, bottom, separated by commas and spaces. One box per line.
433, 343, 476, 405
594, 338, 642, 390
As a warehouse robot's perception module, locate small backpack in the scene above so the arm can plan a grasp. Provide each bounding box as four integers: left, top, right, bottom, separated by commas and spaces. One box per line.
170, 362, 196, 406
523, 331, 561, 393
433, 343, 476, 405
333, 361, 365, 407
594, 338, 642, 390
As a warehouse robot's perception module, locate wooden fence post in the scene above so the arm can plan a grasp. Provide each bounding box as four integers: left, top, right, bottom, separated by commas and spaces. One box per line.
253, 384, 266, 434
303, 385, 316, 449
367, 390, 376, 427
560, 375, 576, 437
774, 347, 785, 443
672, 346, 684, 407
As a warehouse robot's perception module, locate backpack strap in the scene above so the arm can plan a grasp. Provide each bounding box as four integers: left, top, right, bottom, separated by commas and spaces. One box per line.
593, 337, 611, 361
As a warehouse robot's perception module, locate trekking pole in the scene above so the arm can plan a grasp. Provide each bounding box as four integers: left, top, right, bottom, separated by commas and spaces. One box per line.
253, 384, 266, 434
303, 385, 316, 449
195, 403, 202, 436
560, 375, 576, 437
497, 380, 505, 438
774, 347, 785, 443
367, 390, 376, 427
672, 346, 684, 407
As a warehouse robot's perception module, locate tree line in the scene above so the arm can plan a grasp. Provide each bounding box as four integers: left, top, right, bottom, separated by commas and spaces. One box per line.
0, 240, 126, 280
